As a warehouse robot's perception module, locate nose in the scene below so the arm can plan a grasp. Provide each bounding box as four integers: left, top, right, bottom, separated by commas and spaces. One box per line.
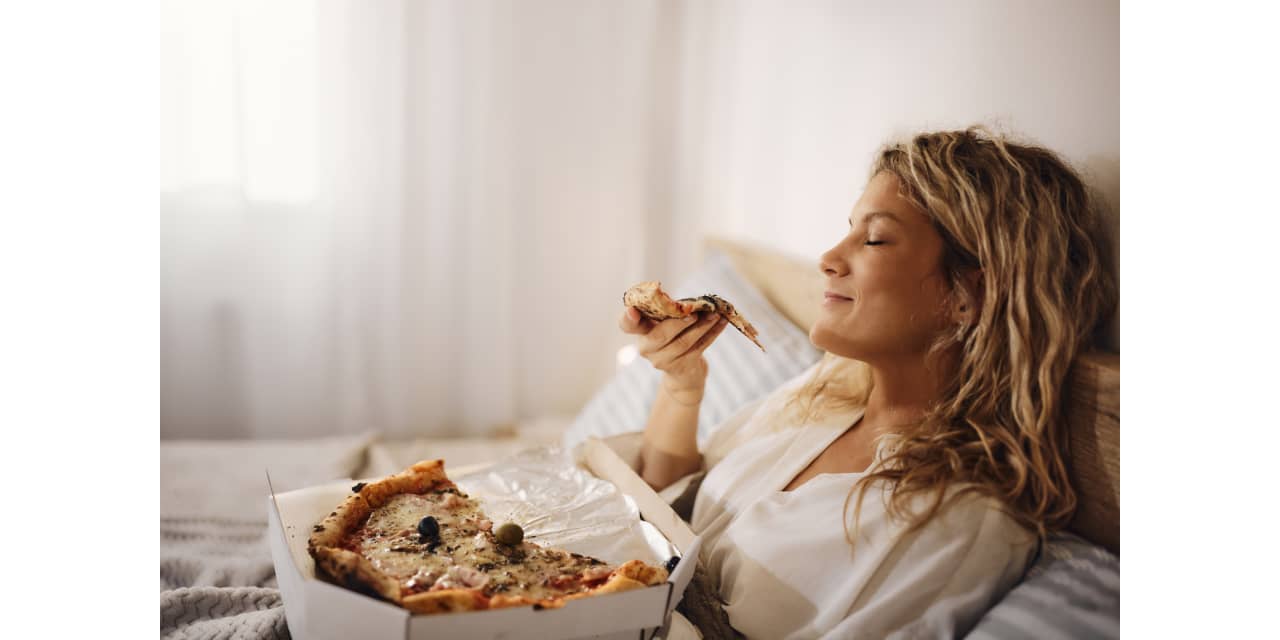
819, 243, 849, 277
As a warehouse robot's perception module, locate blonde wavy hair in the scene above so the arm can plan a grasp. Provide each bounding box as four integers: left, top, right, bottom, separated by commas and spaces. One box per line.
785, 126, 1116, 543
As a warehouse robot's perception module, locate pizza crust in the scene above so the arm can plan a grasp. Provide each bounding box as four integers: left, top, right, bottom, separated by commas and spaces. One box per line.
613, 559, 667, 586
402, 589, 487, 614
585, 574, 648, 596
308, 494, 372, 551
357, 459, 451, 509
550, 560, 667, 607
486, 594, 542, 610
481, 578, 649, 611
312, 546, 404, 603
622, 281, 698, 320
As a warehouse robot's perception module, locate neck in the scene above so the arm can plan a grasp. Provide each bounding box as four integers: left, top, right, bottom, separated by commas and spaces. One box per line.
861, 352, 953, 432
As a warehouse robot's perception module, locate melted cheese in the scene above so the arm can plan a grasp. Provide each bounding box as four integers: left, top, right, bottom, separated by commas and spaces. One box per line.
346, 490, 613, 601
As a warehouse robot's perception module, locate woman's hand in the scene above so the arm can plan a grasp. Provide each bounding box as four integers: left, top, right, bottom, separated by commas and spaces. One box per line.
618, 307, 729, 402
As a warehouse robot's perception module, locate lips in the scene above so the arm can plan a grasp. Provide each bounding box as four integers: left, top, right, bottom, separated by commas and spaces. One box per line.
824, 291, 853, 301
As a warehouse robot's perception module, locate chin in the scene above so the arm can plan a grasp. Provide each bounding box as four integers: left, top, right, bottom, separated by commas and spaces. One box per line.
809, 323, 855, 358
811, 320, 884, 363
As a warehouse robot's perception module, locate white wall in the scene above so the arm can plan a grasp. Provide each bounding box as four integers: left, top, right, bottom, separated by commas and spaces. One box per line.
668, 0, 1119, 350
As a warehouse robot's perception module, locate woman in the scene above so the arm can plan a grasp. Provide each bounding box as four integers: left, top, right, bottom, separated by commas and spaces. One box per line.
618, 127, 1115, 639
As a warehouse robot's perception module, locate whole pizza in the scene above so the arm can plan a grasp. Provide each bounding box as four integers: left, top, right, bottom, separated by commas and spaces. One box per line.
307, 459, 671, 614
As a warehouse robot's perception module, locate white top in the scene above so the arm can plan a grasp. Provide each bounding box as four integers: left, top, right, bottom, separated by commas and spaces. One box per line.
687, 369, 1037, 639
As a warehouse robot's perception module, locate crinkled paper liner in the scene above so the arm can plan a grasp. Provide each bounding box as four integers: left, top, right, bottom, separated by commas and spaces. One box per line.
453, 445, 678, 567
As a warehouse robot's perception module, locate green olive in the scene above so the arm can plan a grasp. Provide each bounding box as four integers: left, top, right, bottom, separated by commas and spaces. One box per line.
495, 522, 524, 546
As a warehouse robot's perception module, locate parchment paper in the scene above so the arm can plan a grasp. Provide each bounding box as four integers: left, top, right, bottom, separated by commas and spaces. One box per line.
452, 446, 678, 567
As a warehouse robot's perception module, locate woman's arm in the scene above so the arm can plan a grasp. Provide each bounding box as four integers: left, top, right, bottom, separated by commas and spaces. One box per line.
617, 307, 729, 491
638, 375, 707, 490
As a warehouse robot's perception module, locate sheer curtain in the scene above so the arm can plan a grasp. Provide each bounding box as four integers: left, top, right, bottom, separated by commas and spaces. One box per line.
161, 1, 692, 439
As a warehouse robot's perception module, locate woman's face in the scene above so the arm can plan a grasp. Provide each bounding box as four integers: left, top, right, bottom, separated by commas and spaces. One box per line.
810, 172, 956, 364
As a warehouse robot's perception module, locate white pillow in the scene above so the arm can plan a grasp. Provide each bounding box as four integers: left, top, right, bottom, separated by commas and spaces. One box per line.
562, 251, 824, 449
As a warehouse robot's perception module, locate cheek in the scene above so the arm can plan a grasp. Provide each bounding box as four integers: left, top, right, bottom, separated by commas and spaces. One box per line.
809, 300, 861, 346
815, 286, 939, 340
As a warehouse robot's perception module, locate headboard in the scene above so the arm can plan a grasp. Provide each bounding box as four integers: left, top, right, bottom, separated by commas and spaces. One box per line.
704, 235, 1120, 554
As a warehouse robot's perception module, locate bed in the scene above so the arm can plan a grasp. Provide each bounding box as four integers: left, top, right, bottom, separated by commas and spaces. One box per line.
160, 236, 1119, 639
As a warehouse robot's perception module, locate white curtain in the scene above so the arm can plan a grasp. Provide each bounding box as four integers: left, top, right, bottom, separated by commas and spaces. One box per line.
161, 1, 697, 439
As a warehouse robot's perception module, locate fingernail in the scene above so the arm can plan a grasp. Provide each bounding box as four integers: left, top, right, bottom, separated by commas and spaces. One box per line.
684, 315, 697, 323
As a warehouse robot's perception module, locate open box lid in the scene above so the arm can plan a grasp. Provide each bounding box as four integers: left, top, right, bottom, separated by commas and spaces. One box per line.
266, 437, 701, 639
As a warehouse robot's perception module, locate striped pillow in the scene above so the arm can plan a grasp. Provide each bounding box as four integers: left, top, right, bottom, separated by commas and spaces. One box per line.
966, 533, 1120, 639
562, 251, 823, 450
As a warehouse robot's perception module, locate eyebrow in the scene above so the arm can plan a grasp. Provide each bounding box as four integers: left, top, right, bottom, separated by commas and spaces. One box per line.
847, 210, 903, 226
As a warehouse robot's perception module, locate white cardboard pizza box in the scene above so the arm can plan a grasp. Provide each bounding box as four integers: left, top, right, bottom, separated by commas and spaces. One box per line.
267, 437, 701, 640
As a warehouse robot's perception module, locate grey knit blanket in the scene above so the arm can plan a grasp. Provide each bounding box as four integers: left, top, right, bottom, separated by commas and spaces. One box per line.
160, 434, 380, 639
160, 518, 289, 640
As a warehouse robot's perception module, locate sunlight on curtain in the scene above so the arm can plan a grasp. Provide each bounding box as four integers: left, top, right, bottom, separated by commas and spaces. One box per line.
161, 0, 316, 202
161, 1, 683, 439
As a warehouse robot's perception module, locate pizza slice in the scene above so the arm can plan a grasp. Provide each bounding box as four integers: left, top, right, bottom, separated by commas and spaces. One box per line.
623, 281, 765, 352
308, 460, 670, 614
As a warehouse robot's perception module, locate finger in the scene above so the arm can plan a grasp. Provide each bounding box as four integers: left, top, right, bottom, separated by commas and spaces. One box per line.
619, 307, 656, 335
618, 307, 638, 333
649, 314, 721, 368
641, 314, 701, 353
648, 314, 722, 368
679, 315, 729, 358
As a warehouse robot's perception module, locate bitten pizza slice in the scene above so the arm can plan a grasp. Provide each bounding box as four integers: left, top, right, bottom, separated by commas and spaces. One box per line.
623, 281, 765, 352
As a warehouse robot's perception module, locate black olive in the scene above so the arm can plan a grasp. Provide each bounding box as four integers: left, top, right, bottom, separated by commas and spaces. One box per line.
495, 522, 524, 546
665, 556, 679, 573
418, 515, 440, 541
351, 482, 366, 493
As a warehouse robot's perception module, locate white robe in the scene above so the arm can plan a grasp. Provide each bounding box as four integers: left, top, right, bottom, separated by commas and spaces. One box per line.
684, 370, 1037, 639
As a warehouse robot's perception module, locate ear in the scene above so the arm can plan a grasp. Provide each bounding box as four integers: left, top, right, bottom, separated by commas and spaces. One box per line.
950, 268, 984, 325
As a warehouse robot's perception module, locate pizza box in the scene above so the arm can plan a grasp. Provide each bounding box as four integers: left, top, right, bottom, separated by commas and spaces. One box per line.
266, 437, 701, 640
